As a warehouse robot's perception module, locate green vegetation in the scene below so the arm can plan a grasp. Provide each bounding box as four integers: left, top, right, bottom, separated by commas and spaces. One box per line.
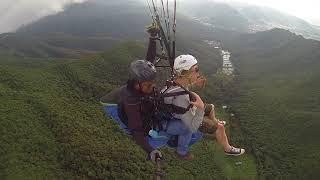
3, 0, 319, 177
221, 29, 320, 179
0, 43, 153, 179
0, 42, 256, 179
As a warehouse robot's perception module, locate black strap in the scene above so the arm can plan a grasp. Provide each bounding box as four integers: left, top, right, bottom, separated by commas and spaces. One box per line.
167, 104, 193, 114
160, 90, 189, 98
165, 81, 196, 102
159, 90, 193, 114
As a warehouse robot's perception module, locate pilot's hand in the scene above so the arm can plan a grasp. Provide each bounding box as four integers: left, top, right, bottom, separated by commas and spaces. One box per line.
149, 149, 163, 163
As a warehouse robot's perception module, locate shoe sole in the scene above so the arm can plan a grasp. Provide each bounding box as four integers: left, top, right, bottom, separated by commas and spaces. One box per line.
174, 152, 194, 160
225, 149, 245, 156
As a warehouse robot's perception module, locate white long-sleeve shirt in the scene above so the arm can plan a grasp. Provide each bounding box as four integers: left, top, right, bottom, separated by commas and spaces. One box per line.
163, 86, 204, 133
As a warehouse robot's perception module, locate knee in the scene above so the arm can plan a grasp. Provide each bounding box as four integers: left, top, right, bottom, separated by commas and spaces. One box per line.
167, 120, 192, 135
181, 127, 193, 135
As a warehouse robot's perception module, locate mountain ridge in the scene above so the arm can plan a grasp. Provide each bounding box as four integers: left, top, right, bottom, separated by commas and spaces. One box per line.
180, 0, 320, 41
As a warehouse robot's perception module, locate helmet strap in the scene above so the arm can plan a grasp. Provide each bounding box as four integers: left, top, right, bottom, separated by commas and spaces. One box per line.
133, 81, 143, 92
187, 77, 193, 87
138, 83, 143, 92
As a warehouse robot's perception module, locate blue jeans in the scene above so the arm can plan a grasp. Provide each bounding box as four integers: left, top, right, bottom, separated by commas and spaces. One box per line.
165, 120, 193, 155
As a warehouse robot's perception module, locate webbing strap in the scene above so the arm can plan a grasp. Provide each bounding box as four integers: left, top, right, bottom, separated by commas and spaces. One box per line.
161, 90, 188, 98
160, 89, 193, 114
167, 103, 193, 114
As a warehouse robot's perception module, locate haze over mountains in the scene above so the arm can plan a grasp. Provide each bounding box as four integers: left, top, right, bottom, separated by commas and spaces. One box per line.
0, 0, 150, 58
1, 0, 320, 41
180, 0, 320, 40
1, 0, 319, 59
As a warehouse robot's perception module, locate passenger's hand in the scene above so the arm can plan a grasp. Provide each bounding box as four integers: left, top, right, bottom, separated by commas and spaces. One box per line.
216, 122, 224, 128
195, 75, 206, 89
190, 92, 205, 110
149, 149, 162, 163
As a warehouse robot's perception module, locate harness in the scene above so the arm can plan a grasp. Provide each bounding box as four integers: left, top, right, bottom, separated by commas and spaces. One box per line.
140, 79, 197, 133
159, 90, 193, 115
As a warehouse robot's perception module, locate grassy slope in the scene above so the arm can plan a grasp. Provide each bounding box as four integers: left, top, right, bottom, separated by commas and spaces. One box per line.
0, 42, 257, 179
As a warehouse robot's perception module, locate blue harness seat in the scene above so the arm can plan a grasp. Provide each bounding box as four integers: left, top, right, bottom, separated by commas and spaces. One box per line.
103, 104, 203, 149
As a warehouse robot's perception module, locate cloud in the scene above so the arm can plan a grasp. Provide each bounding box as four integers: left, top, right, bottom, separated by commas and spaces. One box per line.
0, 0, 87, 34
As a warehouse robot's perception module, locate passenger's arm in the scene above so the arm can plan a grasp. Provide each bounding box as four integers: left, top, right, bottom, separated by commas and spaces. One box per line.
173, 94, 205, 133
178, 106, 204, 133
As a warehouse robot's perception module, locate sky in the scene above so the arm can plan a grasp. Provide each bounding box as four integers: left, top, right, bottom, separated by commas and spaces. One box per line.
0, 0, 319, 34
218, 0, 320, 26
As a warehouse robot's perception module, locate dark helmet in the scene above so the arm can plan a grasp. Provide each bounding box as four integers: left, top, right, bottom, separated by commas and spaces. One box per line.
129, 60, 157, 82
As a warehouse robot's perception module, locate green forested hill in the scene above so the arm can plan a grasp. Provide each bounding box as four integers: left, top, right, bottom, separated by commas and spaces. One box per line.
219, 29, 320, 179
0, 42, 257, 179
0, 0, 236, 61
0, 0, 150, 58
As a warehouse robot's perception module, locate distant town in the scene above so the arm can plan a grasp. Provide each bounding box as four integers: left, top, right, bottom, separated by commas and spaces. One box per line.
221, 50, 234, 75
203, 40, 234, 75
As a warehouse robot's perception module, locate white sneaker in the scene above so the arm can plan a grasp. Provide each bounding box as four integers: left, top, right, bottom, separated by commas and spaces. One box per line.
225, 146, 245, 156
219, 120, 226, 126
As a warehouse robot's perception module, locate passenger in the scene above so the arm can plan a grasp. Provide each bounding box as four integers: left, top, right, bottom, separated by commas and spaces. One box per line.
163, 54, 245, 160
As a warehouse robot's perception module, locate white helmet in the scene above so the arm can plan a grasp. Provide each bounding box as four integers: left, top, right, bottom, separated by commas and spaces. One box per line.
174, 54, 198, 75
